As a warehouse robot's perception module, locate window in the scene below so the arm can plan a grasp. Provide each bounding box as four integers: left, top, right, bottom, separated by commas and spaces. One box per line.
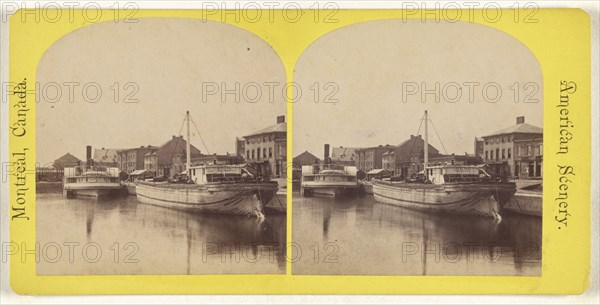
527, 145, 531, 156
508, 148, 512, 159
490, 150, 494, 159
502, 137, 506, 143
251, 150, 255, 159
502, 149, 505, 159
269, 148, 273, 158
496, 148, 499, 160
263, 148, 267, 158
246, 150, 249, 159
257, 149, 260, 160
485, 151, 488, 160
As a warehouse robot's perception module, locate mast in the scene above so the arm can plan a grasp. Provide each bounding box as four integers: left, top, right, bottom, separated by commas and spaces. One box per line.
186, 111, 191, 177
424, 110, 428, 173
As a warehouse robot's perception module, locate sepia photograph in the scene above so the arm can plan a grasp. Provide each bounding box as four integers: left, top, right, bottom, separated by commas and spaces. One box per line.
292, 19, 543, 276
35, 18, 287, 275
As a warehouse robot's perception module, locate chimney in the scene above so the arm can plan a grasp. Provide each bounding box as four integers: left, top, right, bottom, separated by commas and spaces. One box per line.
516, 116, 525, 124
277, 115, 285, 124
324, 144, 330, 165
86, 145, 92, 165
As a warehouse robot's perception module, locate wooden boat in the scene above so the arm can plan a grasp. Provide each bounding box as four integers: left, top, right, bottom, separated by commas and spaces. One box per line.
300, 165, 358, 197
63, 166, 122, 198
502, 182, 542, 217
135, 111, 278, 217
372, 111, 516, 219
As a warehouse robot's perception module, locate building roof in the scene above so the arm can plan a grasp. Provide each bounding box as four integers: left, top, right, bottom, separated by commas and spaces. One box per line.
245, 122, 286, 137
53, 153, 82, 168
367, 169, 390, 175
93, 148, 120, 164
393, 135, 440, 161
331, 147, 360, 163
293, 151, 321, 167
156, 136, 202, 164
483, 123, 543, 137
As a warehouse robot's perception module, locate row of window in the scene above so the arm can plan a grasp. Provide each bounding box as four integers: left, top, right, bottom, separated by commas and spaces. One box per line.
247, 135, 275, 144
247, 147, 273, 160
484, 136, 513, 145
485, 148, 512, 161
484, 144, 542, 160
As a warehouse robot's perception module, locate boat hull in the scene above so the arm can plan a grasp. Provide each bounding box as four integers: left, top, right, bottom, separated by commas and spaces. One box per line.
503, 191, 542, 217
359, 181, 373, 195
372, 180, 516, 218
63, 183, 123, 198
135, 181, 278, 217
123, 182, 136, 195
300, 182, 357, 198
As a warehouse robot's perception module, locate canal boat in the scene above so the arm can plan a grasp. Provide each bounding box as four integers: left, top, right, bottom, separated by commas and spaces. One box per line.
300, 164, 358, 197
372, 111, 516, 219
502, 181, 542, 217
63, 166, 122, 198
135, 111, 278, 218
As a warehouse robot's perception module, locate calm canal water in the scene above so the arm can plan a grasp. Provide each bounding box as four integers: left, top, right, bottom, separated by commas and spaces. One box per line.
292, 191, 542, 276
37, 190, 286, 275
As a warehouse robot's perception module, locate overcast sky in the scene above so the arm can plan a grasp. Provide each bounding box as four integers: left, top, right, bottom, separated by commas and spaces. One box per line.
37, 18, 285, 165
293, 19, 542, 158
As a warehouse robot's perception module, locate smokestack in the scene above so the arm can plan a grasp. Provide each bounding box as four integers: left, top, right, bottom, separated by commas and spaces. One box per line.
86, 145, 92, 165
516, 116, 525, 124
277, 115, 285, 124
324, 144, 330, 165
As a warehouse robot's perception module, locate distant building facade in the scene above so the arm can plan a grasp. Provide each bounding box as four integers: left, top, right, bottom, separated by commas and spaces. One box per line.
144, 135, 202, 178
356, 145, 395, 172
93, 148, 120, 167
235, 137, 246, 159
117, 146, 158, 174
478, 116, 543, 179
388, 135, 441, 177
243, 116, 286, 178
330, 146, 360, 166
293, 151, 321, 168
53, 153, 82, 169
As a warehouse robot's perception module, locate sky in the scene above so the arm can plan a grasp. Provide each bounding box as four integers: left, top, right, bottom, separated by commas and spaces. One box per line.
36, 18, 286, 165
292, 19, 543, 158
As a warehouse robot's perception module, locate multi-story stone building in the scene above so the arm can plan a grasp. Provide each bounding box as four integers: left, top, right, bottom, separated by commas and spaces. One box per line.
479, 116, 543, 179
356, 145, 395, 172
243, 116, 286, 178
117, 145, 158, 174
144, 135, 202, 178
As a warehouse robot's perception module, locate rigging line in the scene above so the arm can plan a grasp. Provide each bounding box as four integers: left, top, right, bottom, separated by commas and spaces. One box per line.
189, 116, 211, 155
428, 117, 448, 155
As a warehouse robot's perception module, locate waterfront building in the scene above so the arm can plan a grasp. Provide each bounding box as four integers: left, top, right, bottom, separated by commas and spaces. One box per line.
388, 135, 441, 178
479, 116, 543, 179
53, 153, 82, 169
144, 135, 202, 178
293, 151, 321, 168
93, 148, 120, 167
117, 146, 158, 174
356, 145, 395, 172
235, 137, 246, 159
330, 146, 360, 166
243, 115, 286, 178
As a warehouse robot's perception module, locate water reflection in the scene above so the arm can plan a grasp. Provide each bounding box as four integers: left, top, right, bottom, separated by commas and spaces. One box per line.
293, 192, 541, 276
37, 192, 286, 275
